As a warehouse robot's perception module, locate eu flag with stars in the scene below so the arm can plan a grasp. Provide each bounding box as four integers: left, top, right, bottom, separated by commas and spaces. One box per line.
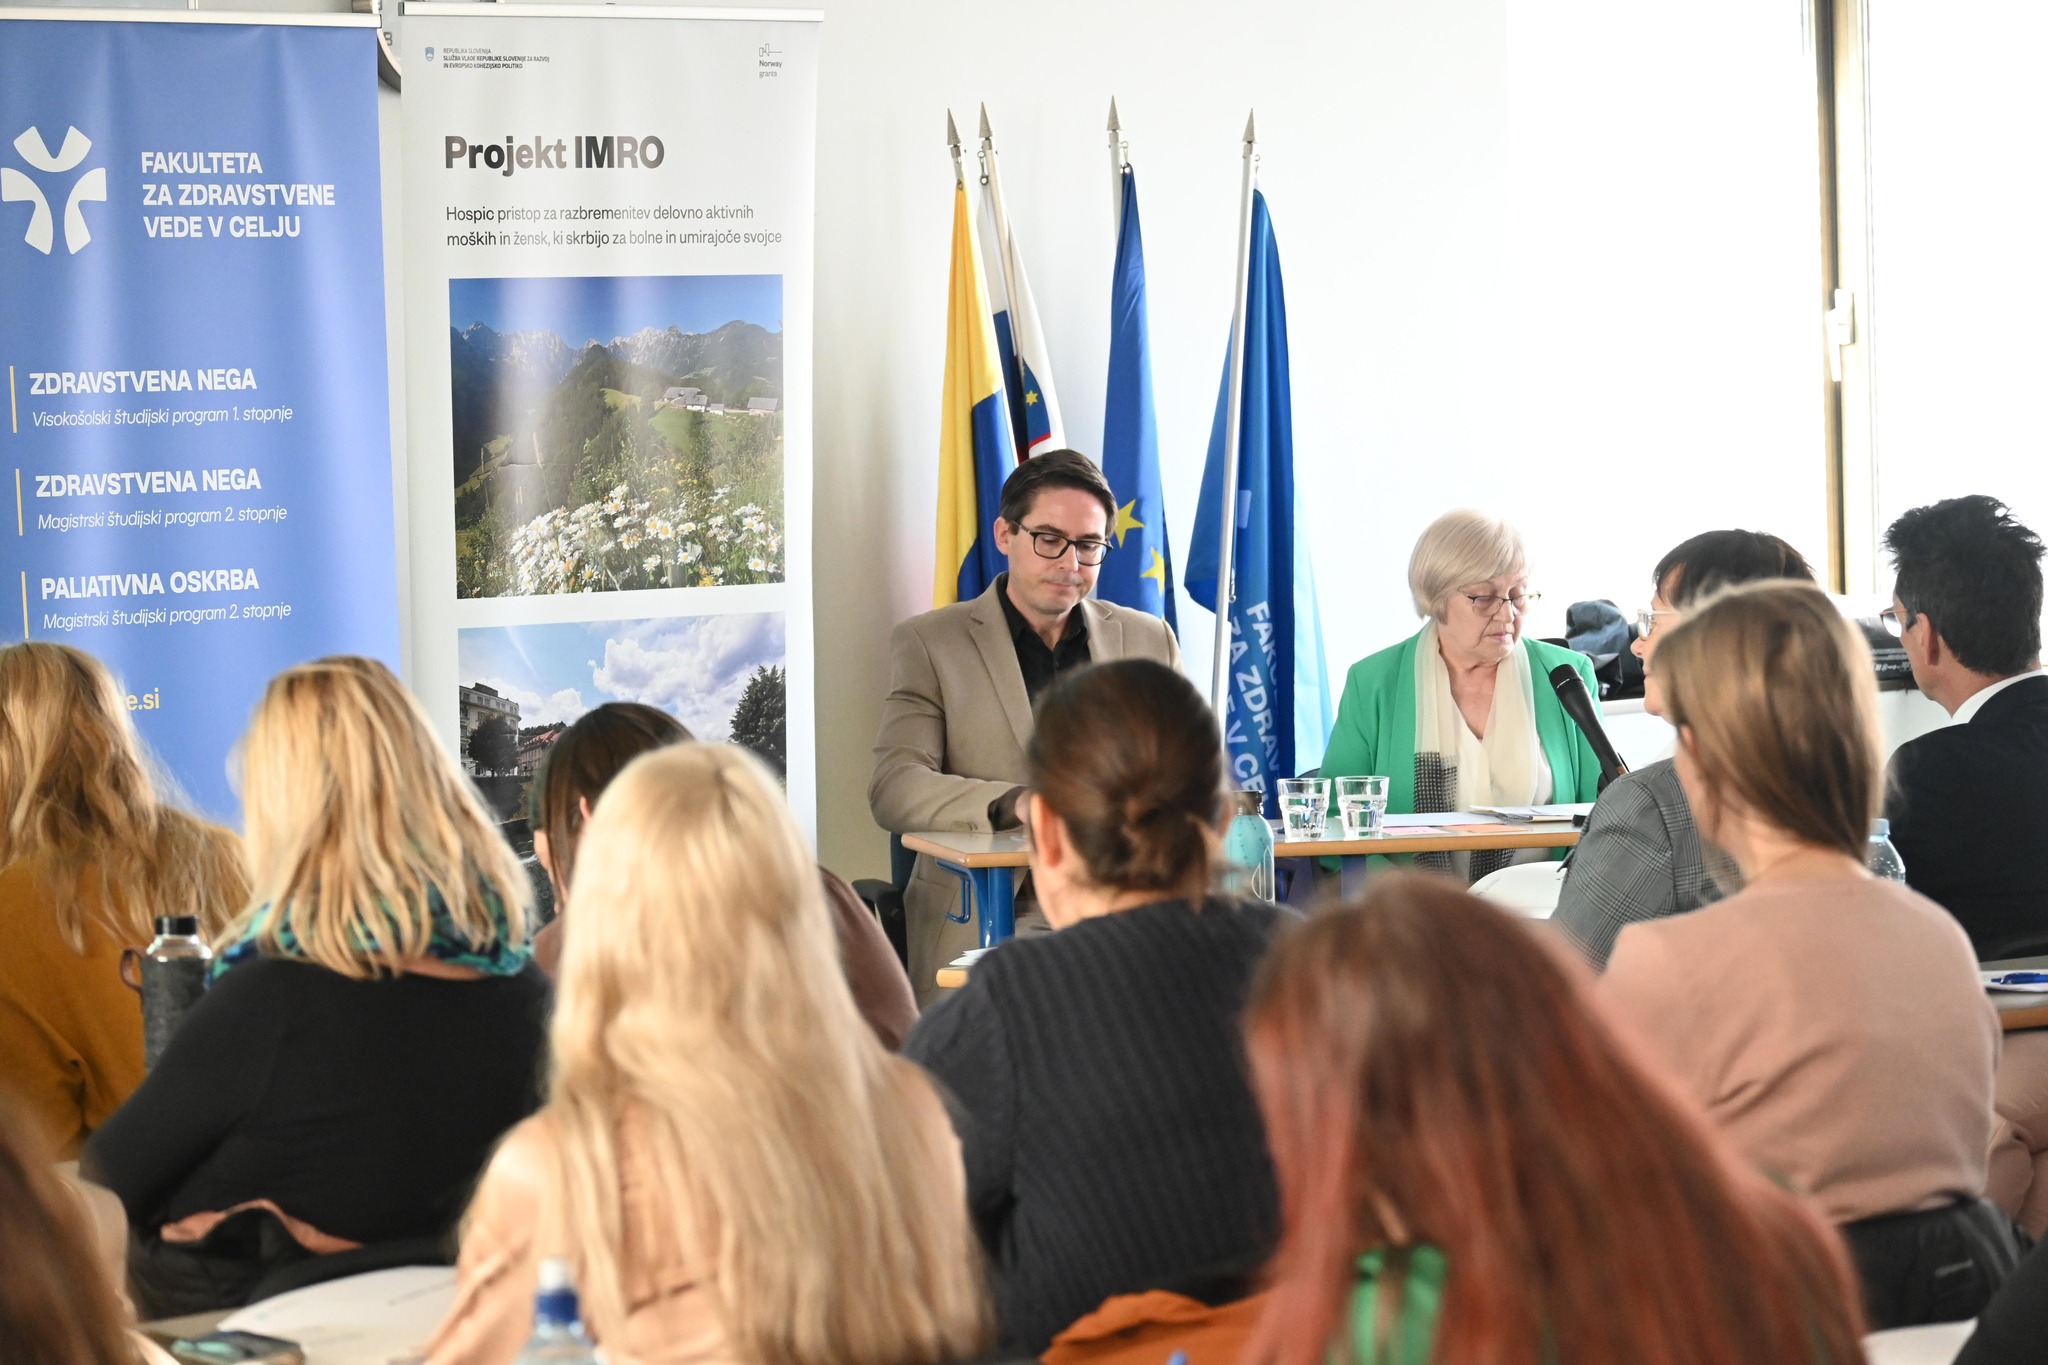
1184, 189, 1333, 803
1093, 166, 1176, 629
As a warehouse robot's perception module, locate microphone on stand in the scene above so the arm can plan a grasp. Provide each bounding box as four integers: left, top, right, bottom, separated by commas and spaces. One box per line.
1547, 663, 1630, 792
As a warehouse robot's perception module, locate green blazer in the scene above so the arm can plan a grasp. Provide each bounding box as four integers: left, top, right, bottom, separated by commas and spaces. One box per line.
1319, 630, 1605, 814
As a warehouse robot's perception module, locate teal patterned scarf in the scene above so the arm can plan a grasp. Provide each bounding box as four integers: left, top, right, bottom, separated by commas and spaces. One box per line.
211, 882, 529, 980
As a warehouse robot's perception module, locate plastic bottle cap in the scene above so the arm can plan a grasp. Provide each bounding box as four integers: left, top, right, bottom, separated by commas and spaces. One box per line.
1870, 818, 1890, 839
536, 1256, 574, 1293
154, 915, 200, 937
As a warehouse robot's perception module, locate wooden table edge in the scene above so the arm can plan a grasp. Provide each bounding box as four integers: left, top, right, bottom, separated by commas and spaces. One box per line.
1996, 999, 2048, 1032
1283, 828, 1581, 857
901, 827, 1580, 865
899, 832, 1025, 868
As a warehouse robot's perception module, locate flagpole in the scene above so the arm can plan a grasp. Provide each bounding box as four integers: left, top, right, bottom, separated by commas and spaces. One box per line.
946, 108, 965, 188
1108, 97, 1126, 238
977, 104, 1021, 331
1208, 111, 1259, 719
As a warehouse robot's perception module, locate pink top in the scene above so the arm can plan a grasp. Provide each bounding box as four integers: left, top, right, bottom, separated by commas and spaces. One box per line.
1601, 875, 1999, 1223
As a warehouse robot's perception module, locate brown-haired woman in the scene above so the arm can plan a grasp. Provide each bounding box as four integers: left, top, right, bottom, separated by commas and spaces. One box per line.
902, 658, 1287, 1355
1244, 873, 1866, 1365
528, 702, 916, 1047
0, 642, 246, 1157
1601, 581, 2013, 1329
0, 1097, 148, 1365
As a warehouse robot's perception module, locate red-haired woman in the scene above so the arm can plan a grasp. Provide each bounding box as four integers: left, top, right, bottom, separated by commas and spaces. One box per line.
1242, 873, 1866, 1365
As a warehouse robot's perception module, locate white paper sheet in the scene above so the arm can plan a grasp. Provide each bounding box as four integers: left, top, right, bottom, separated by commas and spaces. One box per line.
218, 1266, 456, 1365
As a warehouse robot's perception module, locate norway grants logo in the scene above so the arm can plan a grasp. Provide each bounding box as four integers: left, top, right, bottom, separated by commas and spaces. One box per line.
0, 126, 107, 255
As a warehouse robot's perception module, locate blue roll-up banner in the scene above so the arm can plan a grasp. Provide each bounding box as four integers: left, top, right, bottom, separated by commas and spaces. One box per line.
0, 16, 399, 818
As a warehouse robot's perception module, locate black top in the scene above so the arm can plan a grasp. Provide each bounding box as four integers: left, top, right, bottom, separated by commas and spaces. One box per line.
1955, 1237, 2048, 1365
902, 896, 1286, 1353
1884, 675, 2048, 960
996, 572, 1092, 707
84, 956, 550, 1246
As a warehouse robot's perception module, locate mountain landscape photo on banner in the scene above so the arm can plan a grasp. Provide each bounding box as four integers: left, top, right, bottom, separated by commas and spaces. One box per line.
449, 273, 785, 598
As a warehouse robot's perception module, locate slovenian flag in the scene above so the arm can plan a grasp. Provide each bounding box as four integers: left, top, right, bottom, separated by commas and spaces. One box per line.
1094, 165, 1176, 628
933, 179, 1018, 607
1185, 189, 1333, 800
978, 166, 1065, 458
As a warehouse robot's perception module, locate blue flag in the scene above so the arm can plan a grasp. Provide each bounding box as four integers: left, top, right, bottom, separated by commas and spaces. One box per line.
1094, 167, 1176, 628
1184, 190, 1333, 806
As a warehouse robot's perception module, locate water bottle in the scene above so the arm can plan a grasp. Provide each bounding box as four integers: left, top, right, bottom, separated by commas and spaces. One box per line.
1222, 789, 1276, 901
140, 916, 212, 1069
516, 1257, 598, 1363
1867, 818, 1907, 883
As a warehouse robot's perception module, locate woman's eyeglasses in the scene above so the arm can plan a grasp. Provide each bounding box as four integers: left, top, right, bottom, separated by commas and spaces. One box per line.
1461, 591, 1540, 615
1636, 608, 1679, 639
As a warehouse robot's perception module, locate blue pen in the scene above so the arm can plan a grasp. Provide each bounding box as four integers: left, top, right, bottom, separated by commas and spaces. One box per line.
1990, 972, 2048, 986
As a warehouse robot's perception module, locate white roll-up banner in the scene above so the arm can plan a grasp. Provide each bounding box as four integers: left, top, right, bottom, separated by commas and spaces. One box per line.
398, 3, 819, 837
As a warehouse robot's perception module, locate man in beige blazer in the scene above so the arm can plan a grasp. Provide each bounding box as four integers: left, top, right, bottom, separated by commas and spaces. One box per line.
871, 450, 1181, 1001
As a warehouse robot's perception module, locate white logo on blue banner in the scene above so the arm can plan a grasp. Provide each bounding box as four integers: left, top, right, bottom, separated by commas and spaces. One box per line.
2, 126, 107, 255
0, 16, 400, 817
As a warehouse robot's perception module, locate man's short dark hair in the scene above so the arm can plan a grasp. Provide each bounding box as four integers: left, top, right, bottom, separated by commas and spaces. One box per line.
1654, 530, 1816, 608
997, 449, 1116, 533
1886, 495, 2044, 677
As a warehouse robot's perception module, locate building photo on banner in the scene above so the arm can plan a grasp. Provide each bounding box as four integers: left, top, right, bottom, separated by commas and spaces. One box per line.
0, 11, 399, 819
399, 3, 820, 834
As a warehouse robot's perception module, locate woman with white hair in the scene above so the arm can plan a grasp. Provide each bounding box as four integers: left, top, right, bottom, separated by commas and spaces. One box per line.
1319, 509, 1603, 880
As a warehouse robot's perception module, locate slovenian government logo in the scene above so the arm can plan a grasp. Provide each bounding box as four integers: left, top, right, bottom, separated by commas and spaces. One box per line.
0, 126, 107, 255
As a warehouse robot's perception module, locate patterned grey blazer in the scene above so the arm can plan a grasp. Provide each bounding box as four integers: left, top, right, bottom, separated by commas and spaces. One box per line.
1554, 758, 1733, 970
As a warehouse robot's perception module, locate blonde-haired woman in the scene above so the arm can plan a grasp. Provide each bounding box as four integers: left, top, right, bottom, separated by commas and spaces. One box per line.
83, 656, 551, 1317
428, 743, 989, 1365
1320, 510, 1604, 879
1601, 582, 2014, 1329
0, 642, 245, 1158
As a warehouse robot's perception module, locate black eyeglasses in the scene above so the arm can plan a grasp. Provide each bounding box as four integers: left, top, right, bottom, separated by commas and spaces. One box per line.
1880, 606, 1906, 639
1018, 524, 1111, 567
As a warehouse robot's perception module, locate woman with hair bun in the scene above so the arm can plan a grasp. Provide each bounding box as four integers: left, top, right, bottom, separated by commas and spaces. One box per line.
903, 658, 1287, 1355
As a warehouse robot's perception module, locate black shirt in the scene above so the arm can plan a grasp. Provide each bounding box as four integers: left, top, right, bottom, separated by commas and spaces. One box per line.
996, 573, 1091, 707
902, 896, 1287, 1352
84, 956, 551, 1247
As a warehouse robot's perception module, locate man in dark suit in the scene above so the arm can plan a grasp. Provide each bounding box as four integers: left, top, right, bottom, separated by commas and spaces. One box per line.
1887, 496, 2048, 1241
1883, 495, 2048, 962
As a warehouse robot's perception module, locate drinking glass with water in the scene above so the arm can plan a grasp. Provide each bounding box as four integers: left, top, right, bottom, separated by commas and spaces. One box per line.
1336, 775, 1391, 838
1277, 778, 1330, 839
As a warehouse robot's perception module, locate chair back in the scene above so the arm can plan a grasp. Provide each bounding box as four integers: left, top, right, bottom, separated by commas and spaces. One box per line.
1469, 861, 1567, 919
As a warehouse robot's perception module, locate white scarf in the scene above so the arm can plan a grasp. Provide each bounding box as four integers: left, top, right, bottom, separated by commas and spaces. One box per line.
1412, 621, 1548, 879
